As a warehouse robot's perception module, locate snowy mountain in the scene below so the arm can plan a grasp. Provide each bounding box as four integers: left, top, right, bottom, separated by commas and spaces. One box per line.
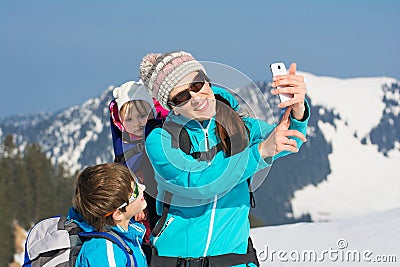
290, 73, 400, 222
0, 86, 115, 172
0, 72, 399, 225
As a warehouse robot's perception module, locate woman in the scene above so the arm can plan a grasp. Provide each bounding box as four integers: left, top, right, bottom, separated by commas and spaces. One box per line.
140, 51, 309, 266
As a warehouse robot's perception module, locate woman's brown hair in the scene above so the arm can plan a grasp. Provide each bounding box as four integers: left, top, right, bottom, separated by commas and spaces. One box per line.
73, 163, 135, 232
214, 94, 249, 156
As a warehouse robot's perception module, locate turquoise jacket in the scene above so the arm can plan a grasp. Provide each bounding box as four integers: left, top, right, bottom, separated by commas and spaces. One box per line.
145, 86, 310, 266
67, 208, 148, 267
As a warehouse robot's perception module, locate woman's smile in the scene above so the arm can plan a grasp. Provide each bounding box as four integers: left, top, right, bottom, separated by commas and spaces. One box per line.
193, 98, 209, 112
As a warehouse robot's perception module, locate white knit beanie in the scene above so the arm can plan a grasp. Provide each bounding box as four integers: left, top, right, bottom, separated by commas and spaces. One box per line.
139, 51, 206, 110
112, 80, 157, 118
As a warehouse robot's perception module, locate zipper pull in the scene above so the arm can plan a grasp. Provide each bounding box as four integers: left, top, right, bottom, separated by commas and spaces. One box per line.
203, 129, 210, 151
157, 217, 174, 237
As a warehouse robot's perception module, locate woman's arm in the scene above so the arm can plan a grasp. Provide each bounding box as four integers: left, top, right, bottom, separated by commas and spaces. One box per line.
145, 127, 270, 199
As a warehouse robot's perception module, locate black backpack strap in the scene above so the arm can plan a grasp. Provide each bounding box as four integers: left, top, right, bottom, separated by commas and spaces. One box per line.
160, 121, 192, 154
190, 142, 224, 162
144, 118, 165, 139
79, 231, 137, 267
114, 140, 144, 164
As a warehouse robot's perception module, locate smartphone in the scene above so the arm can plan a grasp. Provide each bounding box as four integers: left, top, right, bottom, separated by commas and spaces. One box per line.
270, 62, 293, 103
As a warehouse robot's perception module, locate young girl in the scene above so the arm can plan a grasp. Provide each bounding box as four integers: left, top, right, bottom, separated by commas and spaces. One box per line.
110, 81, 167, 262
140, 51, 309, 267
68, 163, 148, 266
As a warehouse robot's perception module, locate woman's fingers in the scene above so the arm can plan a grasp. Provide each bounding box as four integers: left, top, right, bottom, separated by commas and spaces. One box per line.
274, 128, 307, 153
272, 81, 306, 109
273, 74, 304, 85
259, 129, 306, 157
259, 100, 306, 157
283, 129, 307, 142
279, 105, 292, 122
277, 95, 305, 109
272, 83, 305, 95
289, 62, 297, 75
277, 143, 299, 153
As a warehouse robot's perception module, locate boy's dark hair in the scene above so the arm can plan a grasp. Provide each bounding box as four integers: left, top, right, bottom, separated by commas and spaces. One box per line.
73, 163, 135, 231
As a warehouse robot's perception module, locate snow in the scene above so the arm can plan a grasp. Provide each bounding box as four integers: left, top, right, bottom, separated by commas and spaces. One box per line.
13, 208, 399, 266
292, 119, 400, 221
291, 73, 400, 222
250, 208, 400, 266
300, 72, 396, 138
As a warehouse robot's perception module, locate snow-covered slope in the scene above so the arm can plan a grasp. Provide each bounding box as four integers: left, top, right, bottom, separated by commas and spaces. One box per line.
302, 73, 396, 138
291, 73, 400, 222
250, 208, 400, 266
13, 208, 398, 267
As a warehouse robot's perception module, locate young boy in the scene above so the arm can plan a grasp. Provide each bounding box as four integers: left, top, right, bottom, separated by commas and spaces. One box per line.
68, 163, 148, 267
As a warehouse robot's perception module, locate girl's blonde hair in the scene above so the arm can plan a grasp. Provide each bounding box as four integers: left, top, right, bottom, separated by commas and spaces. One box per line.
119, 100, 153, 122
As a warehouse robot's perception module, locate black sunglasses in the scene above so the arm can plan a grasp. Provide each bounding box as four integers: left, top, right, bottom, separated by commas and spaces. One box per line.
168, 72, 209, 107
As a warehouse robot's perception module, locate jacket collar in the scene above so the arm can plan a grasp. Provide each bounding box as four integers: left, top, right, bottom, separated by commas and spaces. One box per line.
167, 112, 215, 132
68, 207, 145, 241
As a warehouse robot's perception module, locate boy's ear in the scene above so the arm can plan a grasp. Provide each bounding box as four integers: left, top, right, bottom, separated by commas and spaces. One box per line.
112, 209, 124, 221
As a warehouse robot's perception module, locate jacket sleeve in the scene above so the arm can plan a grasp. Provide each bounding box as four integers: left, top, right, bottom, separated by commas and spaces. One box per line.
275, 99, 310, 159
145, 128, 271, 199
244, 99, 310, 160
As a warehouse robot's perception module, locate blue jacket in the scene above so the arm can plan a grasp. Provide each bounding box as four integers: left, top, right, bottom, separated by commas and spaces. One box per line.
145, 86, 310, 266
67, 208, 148, 267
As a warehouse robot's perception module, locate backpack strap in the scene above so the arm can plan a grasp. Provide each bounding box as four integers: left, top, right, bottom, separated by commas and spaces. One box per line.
162, 121, 226, 162
79, 231, 137, 267
114, 140, 145, 164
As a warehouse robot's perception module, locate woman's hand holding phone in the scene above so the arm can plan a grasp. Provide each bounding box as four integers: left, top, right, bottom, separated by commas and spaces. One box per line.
270, 62, 306, 121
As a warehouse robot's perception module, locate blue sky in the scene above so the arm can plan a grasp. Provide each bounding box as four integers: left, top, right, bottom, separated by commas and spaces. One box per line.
1, 0, 399, 118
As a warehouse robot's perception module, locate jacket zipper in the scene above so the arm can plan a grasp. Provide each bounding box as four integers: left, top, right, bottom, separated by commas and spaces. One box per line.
203, 195, 217, 256
153, 216, 175, 246
202, 122, 217, 256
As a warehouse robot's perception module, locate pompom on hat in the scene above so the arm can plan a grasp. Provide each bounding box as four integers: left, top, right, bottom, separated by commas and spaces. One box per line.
139, 51, 206, 110
112, 80, 157, 118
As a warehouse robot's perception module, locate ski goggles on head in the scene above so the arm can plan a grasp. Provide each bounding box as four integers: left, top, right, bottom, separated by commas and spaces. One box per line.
168, 71, 209, 107
103, 181, 142, 217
